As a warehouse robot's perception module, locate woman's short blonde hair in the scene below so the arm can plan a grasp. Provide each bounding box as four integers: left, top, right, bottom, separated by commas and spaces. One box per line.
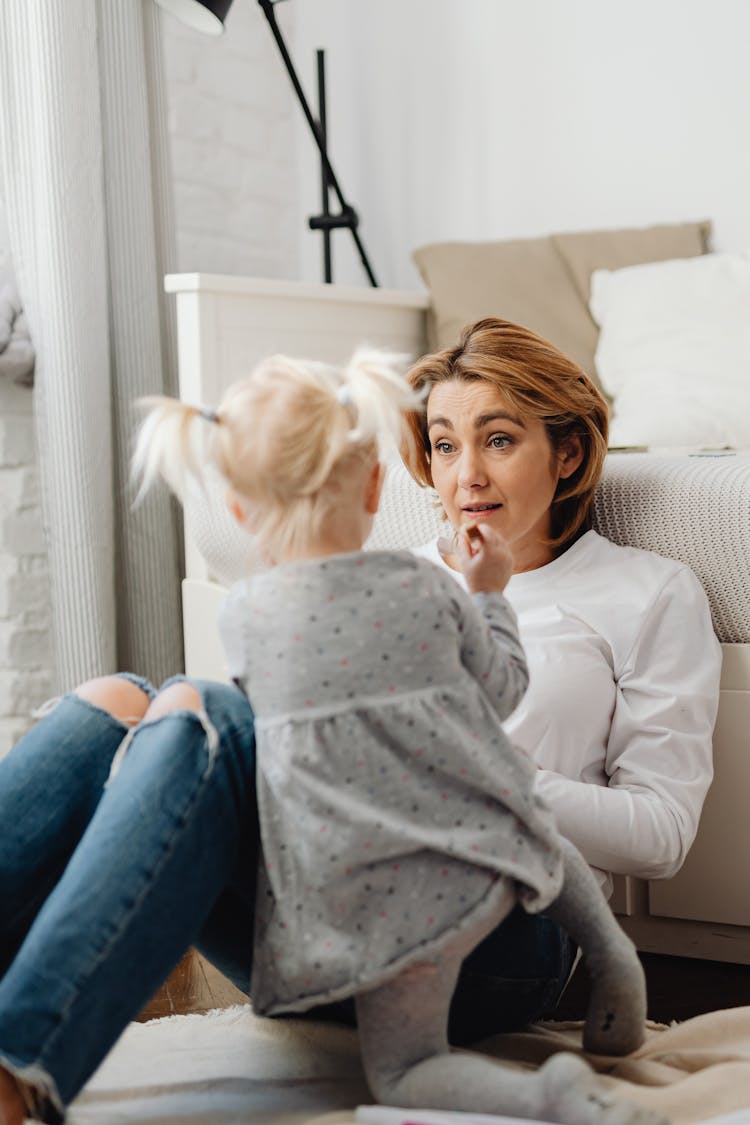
402, 317, 610, 551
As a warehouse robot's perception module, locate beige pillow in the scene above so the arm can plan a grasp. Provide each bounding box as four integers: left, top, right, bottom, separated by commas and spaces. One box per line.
413, 220, 711, 392
552, 220, 712, 305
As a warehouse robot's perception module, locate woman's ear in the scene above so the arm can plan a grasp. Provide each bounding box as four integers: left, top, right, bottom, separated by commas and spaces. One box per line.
364, 461, 385, 515
557, 436, 584, 480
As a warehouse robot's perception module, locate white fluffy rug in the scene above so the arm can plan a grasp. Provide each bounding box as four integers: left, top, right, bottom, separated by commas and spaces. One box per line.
67, 1003, 750, 1125
69, 1004, 368, 1124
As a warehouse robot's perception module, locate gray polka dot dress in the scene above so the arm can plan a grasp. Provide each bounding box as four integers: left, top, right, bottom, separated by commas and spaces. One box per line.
218, 550, 564, 1016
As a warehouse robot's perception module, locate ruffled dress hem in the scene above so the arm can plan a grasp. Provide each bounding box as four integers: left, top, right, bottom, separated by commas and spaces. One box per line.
253, 874, 519, 1016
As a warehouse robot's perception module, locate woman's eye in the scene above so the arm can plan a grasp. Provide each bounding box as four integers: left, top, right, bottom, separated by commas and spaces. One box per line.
488, 434, 511, 449
433, 440, 454, 455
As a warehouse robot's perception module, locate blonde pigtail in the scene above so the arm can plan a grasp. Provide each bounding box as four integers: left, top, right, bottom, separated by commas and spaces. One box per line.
131, 395, 219, 506
341, 349, 426, 459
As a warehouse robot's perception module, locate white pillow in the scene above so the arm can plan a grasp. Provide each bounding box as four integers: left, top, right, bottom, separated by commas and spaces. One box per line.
590, 252, 750, 448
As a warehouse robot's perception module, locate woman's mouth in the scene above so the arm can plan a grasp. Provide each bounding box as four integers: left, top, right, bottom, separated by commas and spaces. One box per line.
461, 503, 502, 521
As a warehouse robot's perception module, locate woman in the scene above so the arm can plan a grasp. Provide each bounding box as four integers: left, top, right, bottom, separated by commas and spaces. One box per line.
0, 319, 721, 1124
404, 318, 721, 901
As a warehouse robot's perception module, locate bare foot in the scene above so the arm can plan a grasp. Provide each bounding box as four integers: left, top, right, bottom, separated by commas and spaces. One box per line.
0, 1067, 26, 1125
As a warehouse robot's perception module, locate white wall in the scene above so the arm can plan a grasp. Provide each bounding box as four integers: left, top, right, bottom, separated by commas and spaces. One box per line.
293, 0, 750, 289
161, 0, 299, 278
0, 377, 50, 754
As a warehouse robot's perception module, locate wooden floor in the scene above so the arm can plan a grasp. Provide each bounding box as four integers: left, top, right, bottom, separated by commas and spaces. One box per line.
137, 949, 247, 1022
138, 947, 750, 1026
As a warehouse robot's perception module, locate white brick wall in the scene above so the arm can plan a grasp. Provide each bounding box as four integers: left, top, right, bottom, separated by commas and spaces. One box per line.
161, 3, 300, 278
0, 378, 51, 756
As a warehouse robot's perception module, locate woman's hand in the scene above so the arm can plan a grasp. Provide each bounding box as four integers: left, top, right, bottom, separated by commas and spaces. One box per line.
457, 522, 514, 593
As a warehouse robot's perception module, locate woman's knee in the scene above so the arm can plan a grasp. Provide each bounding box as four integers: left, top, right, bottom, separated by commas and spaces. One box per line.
141, 680, 254, 769
143, 681, 202, 723
74, 676, 151, 726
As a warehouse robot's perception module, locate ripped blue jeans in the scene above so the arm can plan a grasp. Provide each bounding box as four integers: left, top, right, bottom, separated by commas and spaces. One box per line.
0, 676, 258, 1123
0, 675, 576, 1122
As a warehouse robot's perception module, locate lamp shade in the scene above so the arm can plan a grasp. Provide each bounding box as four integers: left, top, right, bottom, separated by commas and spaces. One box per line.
152, 0, 234, 35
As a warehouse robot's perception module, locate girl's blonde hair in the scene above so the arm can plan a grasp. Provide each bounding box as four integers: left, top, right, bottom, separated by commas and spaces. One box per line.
402, 318, 610, 551
133, 349, 424, 560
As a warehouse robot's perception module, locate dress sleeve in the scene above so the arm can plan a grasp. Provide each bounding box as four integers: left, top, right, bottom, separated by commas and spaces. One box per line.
535, 566, 721, 880
435, 568, 529, 722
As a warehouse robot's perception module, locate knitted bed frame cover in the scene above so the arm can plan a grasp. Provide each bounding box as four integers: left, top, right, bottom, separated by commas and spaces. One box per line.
593, 452, 750, 644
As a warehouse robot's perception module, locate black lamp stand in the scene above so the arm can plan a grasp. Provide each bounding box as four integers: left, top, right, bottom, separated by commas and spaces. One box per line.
257, 0, 379, 286
315, 48, 332, 284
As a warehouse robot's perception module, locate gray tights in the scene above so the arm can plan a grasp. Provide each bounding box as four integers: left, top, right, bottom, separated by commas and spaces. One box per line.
355, 838, 667, 1125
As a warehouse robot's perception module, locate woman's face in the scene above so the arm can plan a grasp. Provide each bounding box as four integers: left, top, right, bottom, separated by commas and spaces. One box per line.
426, 379, 582, 573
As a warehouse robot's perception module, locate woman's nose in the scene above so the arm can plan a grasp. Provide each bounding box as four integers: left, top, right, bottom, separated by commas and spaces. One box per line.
457, 448, 489, 488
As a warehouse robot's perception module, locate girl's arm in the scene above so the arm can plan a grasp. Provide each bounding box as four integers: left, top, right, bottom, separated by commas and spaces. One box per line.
535, 566, 721, 881
468, 590, 530, 720
441, 521, 529, 720
434, 568, 529, 722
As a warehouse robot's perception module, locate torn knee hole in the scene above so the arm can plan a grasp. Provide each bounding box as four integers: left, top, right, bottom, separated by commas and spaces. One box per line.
72, 677, 151, 726
107, 689, 219, 786
144, 683, 202, 722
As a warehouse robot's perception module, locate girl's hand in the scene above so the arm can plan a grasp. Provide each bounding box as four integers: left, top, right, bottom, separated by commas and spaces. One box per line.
457, 523, 513, 594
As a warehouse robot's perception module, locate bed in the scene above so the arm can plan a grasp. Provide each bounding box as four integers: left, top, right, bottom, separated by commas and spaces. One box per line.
165, 254, 750, 967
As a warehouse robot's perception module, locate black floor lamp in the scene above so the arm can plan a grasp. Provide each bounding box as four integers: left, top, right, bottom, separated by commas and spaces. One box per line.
153, 0, 379, 287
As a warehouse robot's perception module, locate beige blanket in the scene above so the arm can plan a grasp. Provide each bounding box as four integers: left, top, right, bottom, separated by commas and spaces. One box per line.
307, 1011, 750, 1125
73, 1004, 750, 1124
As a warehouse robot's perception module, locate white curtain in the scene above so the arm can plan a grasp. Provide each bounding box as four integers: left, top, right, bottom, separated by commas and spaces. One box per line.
0, 0, 183, 690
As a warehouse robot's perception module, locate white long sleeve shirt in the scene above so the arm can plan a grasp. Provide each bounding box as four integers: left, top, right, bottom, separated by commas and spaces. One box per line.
413, 530, 722, 896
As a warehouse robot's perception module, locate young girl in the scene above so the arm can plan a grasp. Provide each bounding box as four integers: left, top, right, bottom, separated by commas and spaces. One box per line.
135, 351, 665, 1125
